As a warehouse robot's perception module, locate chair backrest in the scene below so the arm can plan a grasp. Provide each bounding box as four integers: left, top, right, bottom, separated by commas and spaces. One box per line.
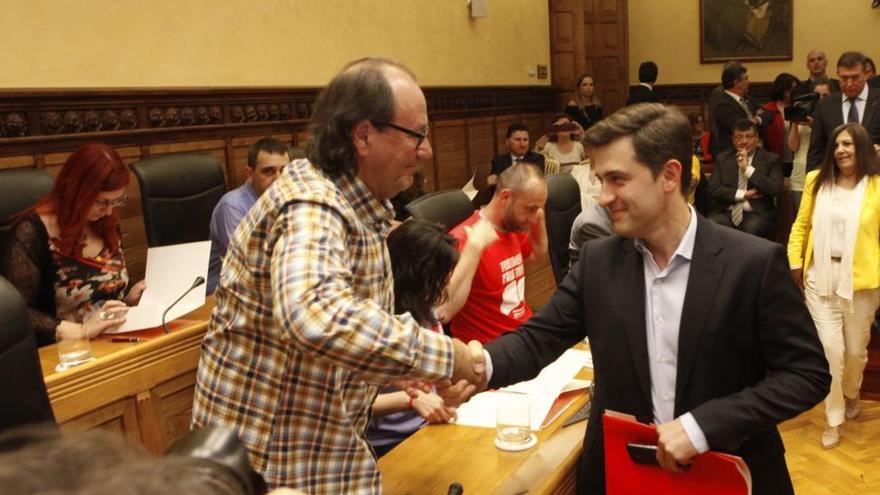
130, 153, 226, 247
0, 168, 54, 246
405, 189, 475, 231
544, 173, 582, 284
0, 275, 56, 431
544, 157, 560, 176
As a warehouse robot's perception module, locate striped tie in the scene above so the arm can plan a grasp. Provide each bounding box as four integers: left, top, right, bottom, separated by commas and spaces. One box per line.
731, 167, 747, 227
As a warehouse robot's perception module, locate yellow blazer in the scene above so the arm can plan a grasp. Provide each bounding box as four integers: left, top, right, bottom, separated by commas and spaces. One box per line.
787, 171, 880, 290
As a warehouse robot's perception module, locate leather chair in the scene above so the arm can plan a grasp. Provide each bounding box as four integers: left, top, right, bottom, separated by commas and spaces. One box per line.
0, 275, 56, 431
544, 173, 582, 284
130, 153, 226, 247
0, 168, 54, 246
405, 189, 475, 231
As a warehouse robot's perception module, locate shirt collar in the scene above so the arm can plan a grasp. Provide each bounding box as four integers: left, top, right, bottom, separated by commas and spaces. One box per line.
724, 89, 744, 102
333, 171, 394, 233
634, 205, 698, 264
640, 82, 653, 90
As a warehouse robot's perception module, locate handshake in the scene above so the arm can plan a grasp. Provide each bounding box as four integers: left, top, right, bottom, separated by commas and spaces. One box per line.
402, 338, 488, 410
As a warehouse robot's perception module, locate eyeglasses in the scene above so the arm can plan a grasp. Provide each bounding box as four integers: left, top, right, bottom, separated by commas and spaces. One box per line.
93, 194, 127, 209
371, 121, 429, 150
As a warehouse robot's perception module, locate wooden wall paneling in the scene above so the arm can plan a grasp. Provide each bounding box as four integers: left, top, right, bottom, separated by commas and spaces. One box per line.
58, 396, 142, 445
0, 154, 34, 170
432, 119, 469, 190
466, 117, 496, 191
150, 371, 199, 453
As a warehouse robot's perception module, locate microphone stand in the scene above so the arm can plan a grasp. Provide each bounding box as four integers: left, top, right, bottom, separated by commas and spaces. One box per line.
162, 276, 206, 334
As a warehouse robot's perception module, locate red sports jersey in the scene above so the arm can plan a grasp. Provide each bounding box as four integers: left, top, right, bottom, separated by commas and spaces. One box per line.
449, 211, 533, 344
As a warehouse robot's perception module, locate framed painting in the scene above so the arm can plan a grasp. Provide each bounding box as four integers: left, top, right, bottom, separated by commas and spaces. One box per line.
700, 0, 793, 63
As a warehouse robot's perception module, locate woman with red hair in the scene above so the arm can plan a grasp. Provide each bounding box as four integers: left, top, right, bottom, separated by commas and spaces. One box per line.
1, 144, 144, 346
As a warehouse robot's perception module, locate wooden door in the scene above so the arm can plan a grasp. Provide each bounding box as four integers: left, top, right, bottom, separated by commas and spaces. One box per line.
550, 0, 629, 115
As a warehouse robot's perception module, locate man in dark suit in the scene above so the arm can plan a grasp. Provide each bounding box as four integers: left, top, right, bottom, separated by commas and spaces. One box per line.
710, 62, 772, 155
482, 103, 829, 495
708, 119, 782, 240
473, 123, 546, 207
795, 49, 841, 96
625, 61, 660, 106
807, 51, 880, 171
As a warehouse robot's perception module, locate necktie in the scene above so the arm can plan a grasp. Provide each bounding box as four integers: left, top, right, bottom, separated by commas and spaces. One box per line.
731, 166, 747, 227
847, 97, 859, 123
739, 97, 753, 118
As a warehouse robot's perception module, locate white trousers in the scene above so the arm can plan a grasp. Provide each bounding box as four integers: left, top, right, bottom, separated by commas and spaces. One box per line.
804, 261, 880, 427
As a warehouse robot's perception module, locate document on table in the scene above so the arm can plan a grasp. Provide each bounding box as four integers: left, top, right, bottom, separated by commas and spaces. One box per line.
105, 241, 210, 333
454, 348, 592, 430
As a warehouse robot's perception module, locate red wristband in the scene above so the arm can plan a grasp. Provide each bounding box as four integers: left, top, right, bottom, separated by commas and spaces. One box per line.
408, 395, 415, 409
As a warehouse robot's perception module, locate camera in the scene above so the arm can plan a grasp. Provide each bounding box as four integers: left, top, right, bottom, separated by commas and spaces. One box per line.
784, 92, 820, 122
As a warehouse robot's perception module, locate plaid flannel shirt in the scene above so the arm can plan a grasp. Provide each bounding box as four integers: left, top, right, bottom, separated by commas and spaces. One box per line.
193, 159, 454, 493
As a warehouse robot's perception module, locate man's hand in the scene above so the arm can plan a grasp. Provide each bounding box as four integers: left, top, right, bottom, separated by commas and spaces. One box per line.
744, 188, 763, 199
735, 148, 748, 169
435, 379, 477, 408
450, 339, 487, 390
487, 174, 498, 186
656, 419, 698, 473
463, 219, 498, 252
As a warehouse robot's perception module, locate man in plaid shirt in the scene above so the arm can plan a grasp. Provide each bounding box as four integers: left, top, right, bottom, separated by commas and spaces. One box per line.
192, 58, 486, 493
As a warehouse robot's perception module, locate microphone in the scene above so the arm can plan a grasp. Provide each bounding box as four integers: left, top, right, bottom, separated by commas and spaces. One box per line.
447, 482, 463, 495
162, 276, 205, 334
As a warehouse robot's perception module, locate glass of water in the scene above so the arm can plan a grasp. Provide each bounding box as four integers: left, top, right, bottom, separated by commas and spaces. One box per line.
495, 395, 534, 451
56, 326, 94, 372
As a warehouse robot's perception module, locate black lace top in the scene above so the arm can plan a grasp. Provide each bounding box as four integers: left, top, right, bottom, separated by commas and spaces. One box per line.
0, 215, 128, 346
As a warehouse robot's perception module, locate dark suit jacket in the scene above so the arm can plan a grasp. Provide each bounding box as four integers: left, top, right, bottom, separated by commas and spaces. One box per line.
707, 148, 782, 223
806, 87, 880, 171
711, 92, 773, 155
490, 151, 546, 176
486, 217, 829, 495
625, 85, 660, 106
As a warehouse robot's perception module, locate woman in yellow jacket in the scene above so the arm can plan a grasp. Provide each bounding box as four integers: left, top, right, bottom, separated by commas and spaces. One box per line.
787, 123, 880, 450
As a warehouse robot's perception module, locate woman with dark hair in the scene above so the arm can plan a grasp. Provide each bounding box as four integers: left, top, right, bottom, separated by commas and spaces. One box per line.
367, 218, 495, 457
787, 123, 880, 450
564, 74, 603, 131
761, 72, 799, 160
1, 144, 145, 347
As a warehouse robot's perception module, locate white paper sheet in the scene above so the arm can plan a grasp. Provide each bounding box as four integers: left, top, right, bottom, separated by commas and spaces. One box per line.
455, 348, 590, 430
105, 241, 210, 333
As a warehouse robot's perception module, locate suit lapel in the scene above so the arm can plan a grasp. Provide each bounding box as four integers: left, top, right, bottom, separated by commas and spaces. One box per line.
617, 240, 652, 407
675, 218, 726, 413
863, 88, 880, 127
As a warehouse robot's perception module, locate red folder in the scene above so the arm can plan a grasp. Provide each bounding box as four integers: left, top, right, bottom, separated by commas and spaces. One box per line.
603, 410, 751, 495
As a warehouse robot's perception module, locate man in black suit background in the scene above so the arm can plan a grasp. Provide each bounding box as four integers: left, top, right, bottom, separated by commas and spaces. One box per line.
708, 119, 782, 240
807, 51, 880, 171
625, 61, 660, 106
710, 62, 772, 155
474, 123, 546, 206
795, 49, 841, 96
482, 103, 829, 495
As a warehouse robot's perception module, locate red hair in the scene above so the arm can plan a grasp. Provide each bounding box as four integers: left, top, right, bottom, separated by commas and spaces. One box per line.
29, 144, 130, 257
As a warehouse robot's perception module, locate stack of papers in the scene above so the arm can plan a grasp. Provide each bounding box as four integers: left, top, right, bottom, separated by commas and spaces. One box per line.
105, 241, 210, 333
455, 348, 592, 430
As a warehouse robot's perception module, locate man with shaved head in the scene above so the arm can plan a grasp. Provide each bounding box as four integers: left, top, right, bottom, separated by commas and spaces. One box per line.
795, 49, 841, 96
446, 162, 548, 344
193, 58, 487, 493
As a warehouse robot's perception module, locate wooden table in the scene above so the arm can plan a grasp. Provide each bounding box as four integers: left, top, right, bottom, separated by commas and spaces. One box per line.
39, 300, 213, 454
380, 367, 593, 495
